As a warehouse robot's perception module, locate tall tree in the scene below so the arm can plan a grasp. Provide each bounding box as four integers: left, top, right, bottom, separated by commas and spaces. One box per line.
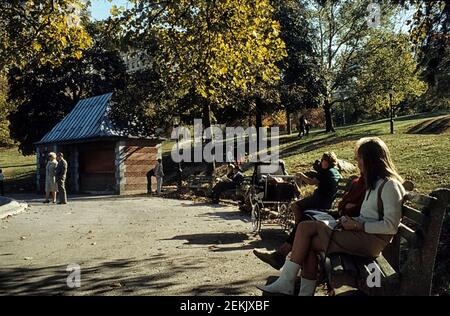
111, 0, 287, 129
307, 0, 396, 132
0, 0, 92, 72
8, 26, 127, 155
342, 32, 426, 124
271, 0, 323, 134
409, 1, 449, 100
0, 74, 14, 146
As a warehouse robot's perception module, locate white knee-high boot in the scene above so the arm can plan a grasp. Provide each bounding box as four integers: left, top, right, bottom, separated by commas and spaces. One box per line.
298, 277, 317, 296
257, 260, 300, 295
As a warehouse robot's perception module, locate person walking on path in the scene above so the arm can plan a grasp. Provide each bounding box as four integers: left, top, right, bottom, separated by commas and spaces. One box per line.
0, 169, 4, 196
44, 152, 58, 203
154, 158, 164, 195
298, 115, 306, 138
305, 116, 310, 136
55, 152, 68, 204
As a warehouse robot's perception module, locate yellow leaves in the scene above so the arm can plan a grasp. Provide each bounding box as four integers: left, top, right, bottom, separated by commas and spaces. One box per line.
152, 0, 286, 102
110, 5, 120, 17
32, 42, 42, 52
1, 0, 91, 70
218, 66, 228, 75
73, 50, 82, 60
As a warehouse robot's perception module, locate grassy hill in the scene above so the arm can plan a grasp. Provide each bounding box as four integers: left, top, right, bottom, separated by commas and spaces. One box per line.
278, 113, 450, 194
0, 112, 449, 194
0, 147, 35, 193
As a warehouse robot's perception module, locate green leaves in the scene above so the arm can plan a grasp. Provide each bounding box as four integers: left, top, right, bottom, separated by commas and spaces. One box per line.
0, 0, 92, 72
348, 31, 427, 115
114, 0, 286, 109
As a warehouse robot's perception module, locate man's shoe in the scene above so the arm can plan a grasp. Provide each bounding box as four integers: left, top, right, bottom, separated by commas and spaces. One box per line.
57, 202, 67, 205
253, 249, 286, 270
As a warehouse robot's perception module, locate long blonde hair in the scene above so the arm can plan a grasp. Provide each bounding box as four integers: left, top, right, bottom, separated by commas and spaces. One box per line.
356, 137, 403, 189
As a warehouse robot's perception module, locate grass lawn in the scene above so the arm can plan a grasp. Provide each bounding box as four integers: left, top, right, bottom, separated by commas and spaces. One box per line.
1, 111, 449, 194
0, 147, 36, 192
278, 112, 450, 194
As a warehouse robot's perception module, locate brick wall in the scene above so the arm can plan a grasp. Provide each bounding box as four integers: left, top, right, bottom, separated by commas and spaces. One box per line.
118, 140, 160, 195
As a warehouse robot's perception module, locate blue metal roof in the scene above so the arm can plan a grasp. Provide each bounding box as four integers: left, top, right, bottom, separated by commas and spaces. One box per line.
37, 93, 120, 144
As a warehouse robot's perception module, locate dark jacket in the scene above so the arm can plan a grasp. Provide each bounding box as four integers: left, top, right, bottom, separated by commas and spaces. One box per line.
312, 167, 341, 209
55, 159, 68, 181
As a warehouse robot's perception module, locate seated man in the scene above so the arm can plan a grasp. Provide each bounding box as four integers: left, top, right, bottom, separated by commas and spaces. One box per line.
211, 165, 245, 204
253, 152, 344, 269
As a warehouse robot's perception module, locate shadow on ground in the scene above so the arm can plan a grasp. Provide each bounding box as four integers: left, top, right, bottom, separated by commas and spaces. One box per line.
0, 253, 263, 296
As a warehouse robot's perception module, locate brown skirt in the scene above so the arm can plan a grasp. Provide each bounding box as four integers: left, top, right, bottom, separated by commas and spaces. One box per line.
314, 221, 393, 258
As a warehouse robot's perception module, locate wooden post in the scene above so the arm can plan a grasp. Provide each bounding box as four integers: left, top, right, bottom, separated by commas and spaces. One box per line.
115, 141, 126, 195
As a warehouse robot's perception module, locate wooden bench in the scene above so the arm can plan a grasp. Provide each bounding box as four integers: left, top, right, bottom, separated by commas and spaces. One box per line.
187, 174, 252, 201
323, 187, 450, 296
187, 174, 214, 196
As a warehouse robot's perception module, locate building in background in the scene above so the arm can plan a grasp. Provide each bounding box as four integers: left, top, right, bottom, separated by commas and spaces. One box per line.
35, 93, 163, 195
121, 50, 152, 73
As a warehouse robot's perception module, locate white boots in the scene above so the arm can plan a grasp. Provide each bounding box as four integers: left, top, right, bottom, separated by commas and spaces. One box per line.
257, 260, 317, 296
298, 277, 317, 296
257, 260, 300, 295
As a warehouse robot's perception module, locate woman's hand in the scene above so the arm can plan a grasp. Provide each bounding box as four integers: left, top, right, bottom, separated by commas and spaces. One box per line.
339, 216, 364, 231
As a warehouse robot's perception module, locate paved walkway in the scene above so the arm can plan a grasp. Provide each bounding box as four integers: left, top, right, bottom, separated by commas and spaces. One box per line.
0, 195, 288, 295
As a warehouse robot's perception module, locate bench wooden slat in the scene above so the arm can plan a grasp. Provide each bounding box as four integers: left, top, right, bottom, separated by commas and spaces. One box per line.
355, 255, 399, 296
398, 223, 418, 246
404, 192, 436, 207
324, 185, 449, 296
402, 204, 424, 225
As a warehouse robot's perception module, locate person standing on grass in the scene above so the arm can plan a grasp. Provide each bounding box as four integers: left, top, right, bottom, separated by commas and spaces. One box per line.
0, 169, 4, 196
44, 152, 58, 203
305, 116, 310, 136
298, 115, 306, 138
154, 158, 164, 195
55, 152, 68, 204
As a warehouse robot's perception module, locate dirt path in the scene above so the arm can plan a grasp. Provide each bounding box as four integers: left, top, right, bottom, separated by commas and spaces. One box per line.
0, 196, 289, 296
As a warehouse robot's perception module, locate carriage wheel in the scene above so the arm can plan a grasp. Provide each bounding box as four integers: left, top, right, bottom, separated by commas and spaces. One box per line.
251, 203, 262, 234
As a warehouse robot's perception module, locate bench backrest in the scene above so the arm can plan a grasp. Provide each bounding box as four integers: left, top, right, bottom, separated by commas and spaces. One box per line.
332, 176, 358, 209
382, 188, 450, 296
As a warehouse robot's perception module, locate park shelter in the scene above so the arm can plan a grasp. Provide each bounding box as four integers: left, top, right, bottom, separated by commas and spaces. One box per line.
35, 93, 163, 195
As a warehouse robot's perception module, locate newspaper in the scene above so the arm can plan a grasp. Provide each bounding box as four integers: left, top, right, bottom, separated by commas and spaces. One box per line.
304, 210, 338, 229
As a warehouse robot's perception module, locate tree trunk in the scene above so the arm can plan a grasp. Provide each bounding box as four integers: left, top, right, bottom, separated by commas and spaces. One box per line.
202, 102, 211, 131
255, 98, 263, 153
389, 93, 394, 134
324, 99, 335, 133
286, 108, 291, 134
